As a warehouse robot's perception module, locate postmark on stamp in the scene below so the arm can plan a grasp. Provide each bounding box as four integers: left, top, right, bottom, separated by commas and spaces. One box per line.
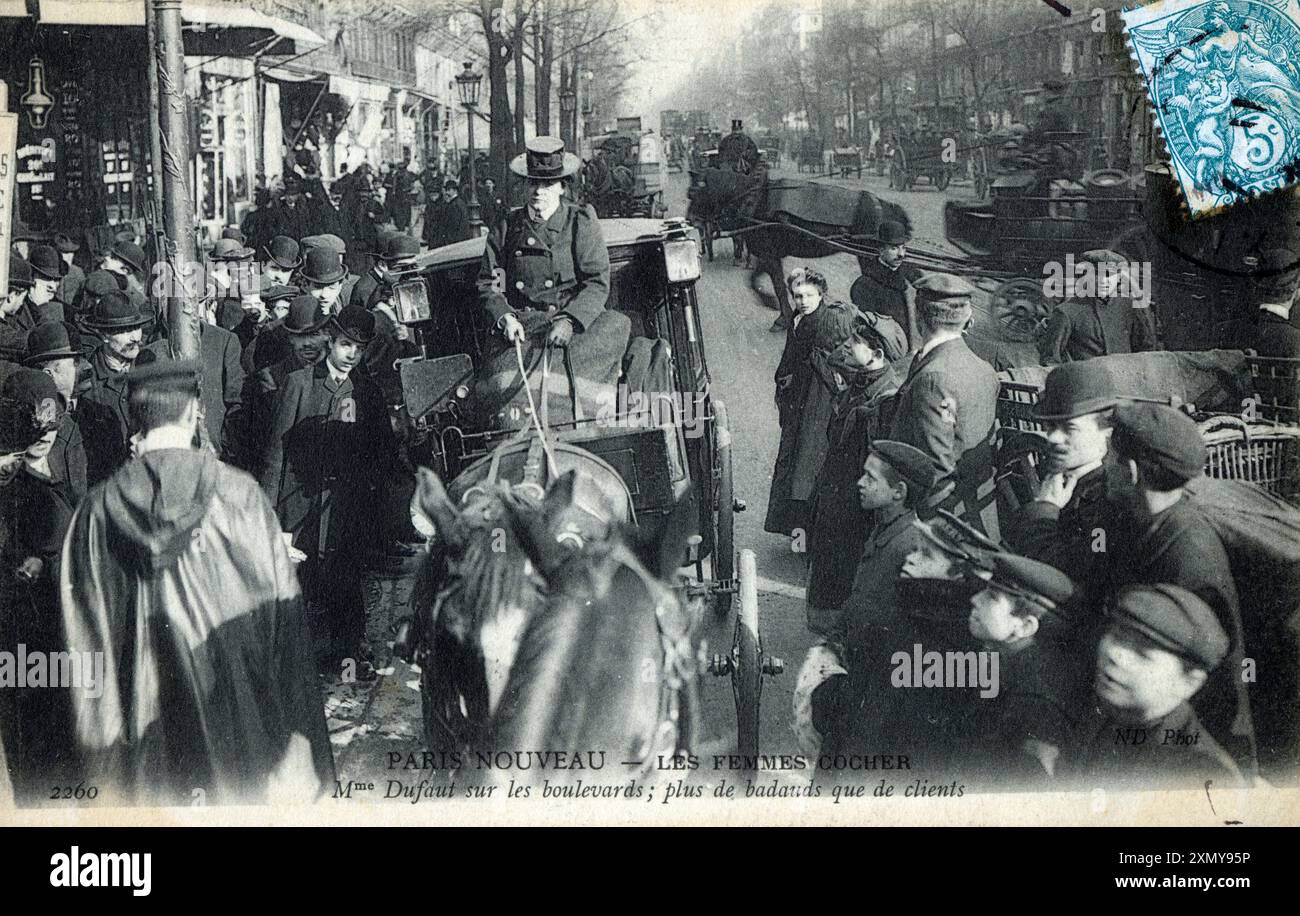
1122, 0, 1300, 217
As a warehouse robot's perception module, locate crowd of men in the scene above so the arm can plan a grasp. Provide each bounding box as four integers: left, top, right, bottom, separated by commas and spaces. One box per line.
0, 147, 508, 801
793, 226, 1300, 792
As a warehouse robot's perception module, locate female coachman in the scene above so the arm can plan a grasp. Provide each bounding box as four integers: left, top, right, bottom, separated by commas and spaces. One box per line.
764, 267, 856, 540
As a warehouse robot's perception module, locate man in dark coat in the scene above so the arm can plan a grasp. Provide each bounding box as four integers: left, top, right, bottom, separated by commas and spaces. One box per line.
23, 320, 88, 503
260, 235, 302, 290
1, 258, 38, 337
54, 233, 86, 309
146, 317, 246, 467
851, 220, 921, 349
1040, 249, 1158, 363
423, 179, 473, 251
388, 158, 416, 231
476, 137, 624, 427
1219, 248, 1300, 357
1072, 584, 1243, 789
259, 306, 393, 678
1004, 360, 1116, 587
1099, 402, 1255, 776
717, 119, 760, 174
888, 274, 1000, 539
246, 294, 328, 450
24, 245, 70, 325
61, 359, 333, 804
77, 292, 151, 484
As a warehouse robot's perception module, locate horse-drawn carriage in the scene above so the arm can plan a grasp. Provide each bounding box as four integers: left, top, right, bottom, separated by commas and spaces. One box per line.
580, 132, 668, 219
755, 133, 781, 169
887, 129, 952, 191
831, 147, 863, 179
796, 135, 824, 174
390, 218, 782, 770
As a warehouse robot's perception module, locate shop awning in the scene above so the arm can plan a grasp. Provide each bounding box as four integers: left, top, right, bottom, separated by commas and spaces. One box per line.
328, 74, 390, 104
36, 1, 325, 49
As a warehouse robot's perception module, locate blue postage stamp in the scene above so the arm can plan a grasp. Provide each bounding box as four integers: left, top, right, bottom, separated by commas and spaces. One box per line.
1123, 0, 1300, 216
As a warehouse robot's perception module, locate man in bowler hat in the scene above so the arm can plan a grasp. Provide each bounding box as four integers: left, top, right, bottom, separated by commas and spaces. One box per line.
261, 236, 302, 290
423, 178, 472, 252
54, 233, 86, 309
259, 305, 395, 679
24, 245, 69, 325
78, 292, 152, 484
22, 321, 88, 502
888, 273, 1000, 538
851, 220, 921, 349
1004, 360, 1117, 584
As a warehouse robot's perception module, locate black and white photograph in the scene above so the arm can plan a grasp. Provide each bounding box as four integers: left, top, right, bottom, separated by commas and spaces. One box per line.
0, 0, 1298, 840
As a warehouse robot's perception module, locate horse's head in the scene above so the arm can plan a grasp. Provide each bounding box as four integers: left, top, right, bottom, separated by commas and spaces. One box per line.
412, 467, 546, 715
488, 471, 702, 772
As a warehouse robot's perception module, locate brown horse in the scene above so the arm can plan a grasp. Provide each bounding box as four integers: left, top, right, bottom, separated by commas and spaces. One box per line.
687, 168, 913, 330
409, 466, 702, 784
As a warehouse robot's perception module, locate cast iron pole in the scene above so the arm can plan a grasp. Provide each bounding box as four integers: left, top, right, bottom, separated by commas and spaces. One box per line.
153, 0, 199, 358
465, 103, 482, 231
144, 1, 166, 231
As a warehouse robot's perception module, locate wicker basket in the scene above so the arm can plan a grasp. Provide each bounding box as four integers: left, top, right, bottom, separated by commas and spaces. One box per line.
1199, 416, 1300, 503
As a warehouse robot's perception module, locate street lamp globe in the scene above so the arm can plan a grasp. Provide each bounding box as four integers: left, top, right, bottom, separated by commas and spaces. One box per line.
455, 61, 482, 108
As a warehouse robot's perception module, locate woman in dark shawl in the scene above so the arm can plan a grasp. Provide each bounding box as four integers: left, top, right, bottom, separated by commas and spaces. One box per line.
764, 267, 856, 539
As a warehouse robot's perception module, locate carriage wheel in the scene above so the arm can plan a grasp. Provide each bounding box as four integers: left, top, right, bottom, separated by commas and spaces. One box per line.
733, 549, 761, 762
990, 278, 1051, 344
712, 399, 735, 619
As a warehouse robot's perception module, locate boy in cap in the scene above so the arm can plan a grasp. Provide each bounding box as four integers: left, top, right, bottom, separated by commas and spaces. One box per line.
801, 441, 940, 758
60, 359, 333, 803
1005, 360, 1116, 584
967, 552, 1088, 783
888, 272, 1000, 538
1075, 584, 1242, 788
259, 305, 394, 680
1100, 401, 1254, 773
1040, 249, 1157, 364
850, 220, 921, 349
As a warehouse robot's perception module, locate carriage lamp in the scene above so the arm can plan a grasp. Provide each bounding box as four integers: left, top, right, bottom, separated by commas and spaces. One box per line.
455, 61, 482, 109
21, 57, 54, 130
664, 237, 701, 284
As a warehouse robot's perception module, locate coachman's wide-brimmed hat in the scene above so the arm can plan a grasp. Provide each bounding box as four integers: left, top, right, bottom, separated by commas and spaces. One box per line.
509, 136, 581, 181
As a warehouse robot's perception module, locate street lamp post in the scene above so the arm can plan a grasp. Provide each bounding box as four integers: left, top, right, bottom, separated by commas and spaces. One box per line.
455, 61, 484, 231
559, 88, 576, 150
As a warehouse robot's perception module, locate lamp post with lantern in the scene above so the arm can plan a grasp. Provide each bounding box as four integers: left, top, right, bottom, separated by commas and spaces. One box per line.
559, 88, 576, 150
454, 60, 484, 231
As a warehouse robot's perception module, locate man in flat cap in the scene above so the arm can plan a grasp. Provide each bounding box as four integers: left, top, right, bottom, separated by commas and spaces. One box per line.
477, 137, 627, 427
1073, 584, 1242, 788
61, 359, 333, 804
260, 305, 395, 680
1219, 248, 1300, 358
146, 298, 246, 469
1100, 402, 1255, 773
851, 220, 921, 350
966, 552, 1089, 784
0, 368, 79, 798
889, 272, 1000, 538
1041, 249, 1158, 364
77, 292, 152, 484
1005, 360, 1116, 585
801, 440, 941, 762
